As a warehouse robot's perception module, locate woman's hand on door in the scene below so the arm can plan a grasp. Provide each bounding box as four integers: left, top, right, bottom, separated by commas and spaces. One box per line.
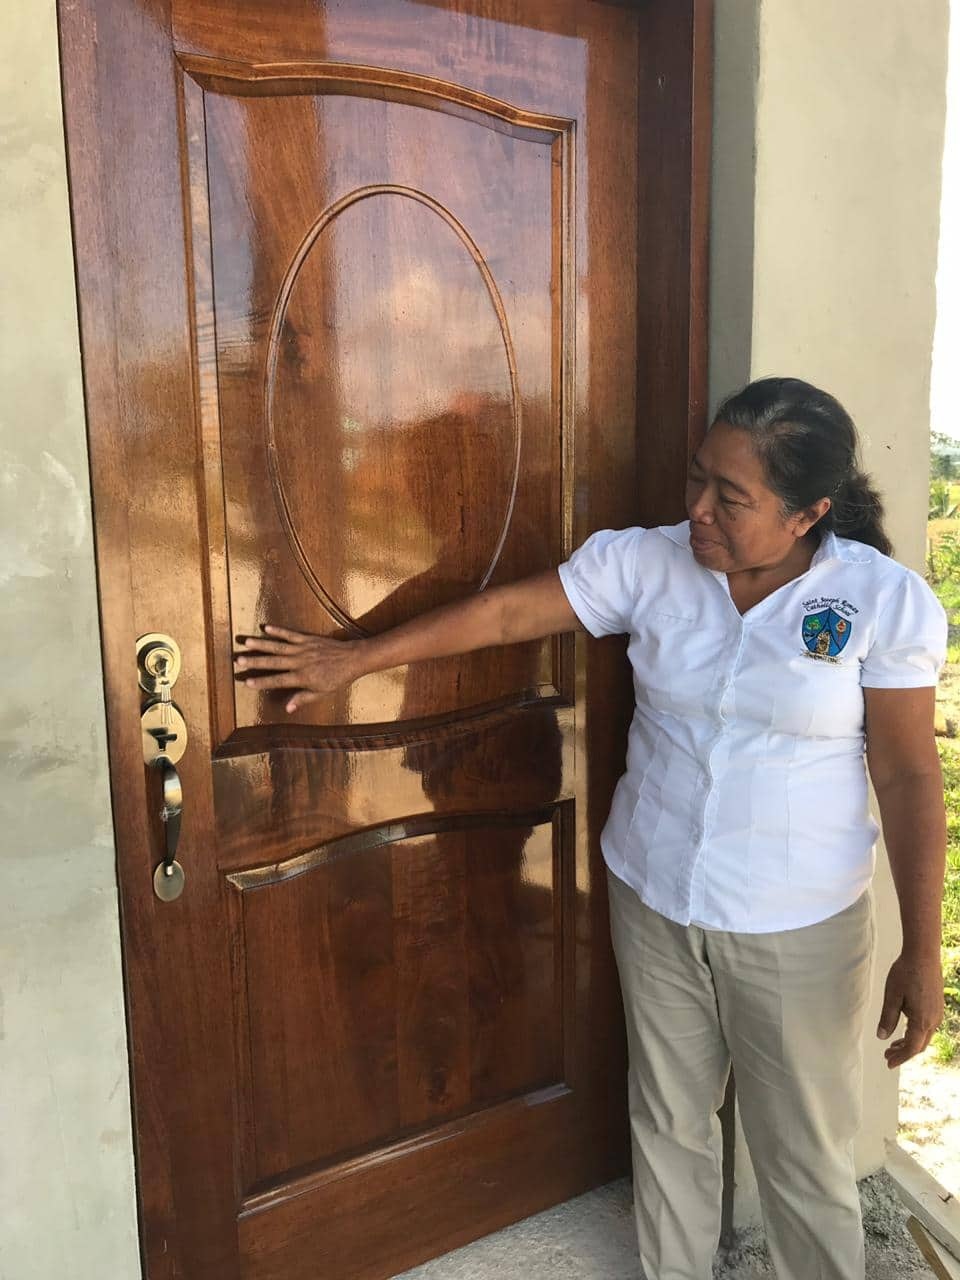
234, 627, 367, 711
234, 569, 582, 712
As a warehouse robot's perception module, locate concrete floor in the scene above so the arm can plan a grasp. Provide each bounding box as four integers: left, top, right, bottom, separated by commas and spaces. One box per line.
395, 1175, 931, 1279
396, 1181, 639, 1280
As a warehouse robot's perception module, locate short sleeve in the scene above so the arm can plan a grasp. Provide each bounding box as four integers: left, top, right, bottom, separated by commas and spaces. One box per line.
860, 570, 947, 689
557, 527, 644, 637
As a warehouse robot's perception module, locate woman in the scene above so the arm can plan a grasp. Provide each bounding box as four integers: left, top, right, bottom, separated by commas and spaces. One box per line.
234, 378, 947, 1280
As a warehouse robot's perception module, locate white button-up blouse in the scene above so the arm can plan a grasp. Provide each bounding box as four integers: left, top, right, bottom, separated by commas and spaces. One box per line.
558, 522, 947, 932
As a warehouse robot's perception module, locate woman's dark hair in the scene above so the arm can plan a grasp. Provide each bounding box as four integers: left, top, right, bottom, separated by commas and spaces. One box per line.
711, 376, 893, 556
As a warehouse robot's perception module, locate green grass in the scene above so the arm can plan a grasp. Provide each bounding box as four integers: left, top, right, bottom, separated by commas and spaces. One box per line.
938, 740, 960, 949
924, 514, 960, 1058
936, 740, 960, 1059
927, 511, 960, 1059
931, 948, 960, 1064
932, 1030, 957, 1064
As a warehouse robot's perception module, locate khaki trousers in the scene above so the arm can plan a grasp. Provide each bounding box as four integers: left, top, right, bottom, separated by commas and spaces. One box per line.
607, 870, 875, 1280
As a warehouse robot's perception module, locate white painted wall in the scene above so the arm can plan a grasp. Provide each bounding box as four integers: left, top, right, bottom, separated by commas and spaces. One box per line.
0, 2, 141, 1277
0, 0, 949, 1270
711, 0, 951, 1224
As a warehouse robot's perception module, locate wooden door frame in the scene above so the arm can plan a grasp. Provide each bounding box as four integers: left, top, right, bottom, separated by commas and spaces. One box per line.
633, 0, 713, 522
58, 0, 712, 1273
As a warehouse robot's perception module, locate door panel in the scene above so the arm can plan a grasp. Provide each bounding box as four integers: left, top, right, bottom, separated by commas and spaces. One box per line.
182, 58, 570, 742
230, 808, 566, 1192
59, 2, 710, 1276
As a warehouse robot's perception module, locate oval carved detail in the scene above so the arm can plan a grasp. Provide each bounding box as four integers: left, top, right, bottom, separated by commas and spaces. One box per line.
265, 185, 522, 633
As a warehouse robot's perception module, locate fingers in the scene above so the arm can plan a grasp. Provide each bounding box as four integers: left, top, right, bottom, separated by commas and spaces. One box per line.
877, 982, 904, 1041
885, 1023, 935, 1069
878, 954, 945, 1068
884, 1039, 909, 1069
285, 690, 322, 713
234, 671, 304, 691
232, 626, 356, 704
235, 624, 311, 654
235, 638, 298, 656
235, 653, 302, 672
234, 667, 323, 708
261, 624, 310, 642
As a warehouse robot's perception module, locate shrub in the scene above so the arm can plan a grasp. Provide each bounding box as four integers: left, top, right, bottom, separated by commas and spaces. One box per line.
930, 480, 958, 520
928, 530, 960, 586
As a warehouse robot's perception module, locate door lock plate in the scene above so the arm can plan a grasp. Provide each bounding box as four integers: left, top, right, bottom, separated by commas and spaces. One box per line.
141, 699, 188, 765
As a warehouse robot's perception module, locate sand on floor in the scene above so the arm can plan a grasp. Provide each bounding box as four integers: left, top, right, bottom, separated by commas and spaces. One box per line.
899, 1044, 960, 1198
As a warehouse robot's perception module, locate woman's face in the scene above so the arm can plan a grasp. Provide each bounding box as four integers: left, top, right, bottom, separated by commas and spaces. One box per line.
685, 423, 826, 573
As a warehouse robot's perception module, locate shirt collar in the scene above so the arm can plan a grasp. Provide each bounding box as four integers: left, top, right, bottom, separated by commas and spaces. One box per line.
657, 521, 872, 565
812, 530, 840, 565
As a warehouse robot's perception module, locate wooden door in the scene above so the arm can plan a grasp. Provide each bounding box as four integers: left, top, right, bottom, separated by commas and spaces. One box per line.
59, 2, 710, 1277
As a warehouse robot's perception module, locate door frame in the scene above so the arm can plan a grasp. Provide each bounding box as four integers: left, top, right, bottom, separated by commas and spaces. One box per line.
58, 0, 712, 1272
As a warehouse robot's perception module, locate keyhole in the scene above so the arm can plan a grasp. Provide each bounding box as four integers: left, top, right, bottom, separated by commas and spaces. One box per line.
149, 651, 169, 679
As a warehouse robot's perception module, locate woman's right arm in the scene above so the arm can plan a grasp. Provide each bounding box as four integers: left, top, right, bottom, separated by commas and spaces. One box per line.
234, 569, 582, 712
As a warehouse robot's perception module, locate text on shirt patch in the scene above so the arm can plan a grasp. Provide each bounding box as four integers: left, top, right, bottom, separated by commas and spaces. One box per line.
801, 596, 859, 663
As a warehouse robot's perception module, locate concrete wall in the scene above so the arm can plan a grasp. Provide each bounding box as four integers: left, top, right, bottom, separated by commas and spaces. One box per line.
0, 0, 949, 1271
0, 2, 142, 1278
932, 0, 960, 438
710, 0, 951, 1223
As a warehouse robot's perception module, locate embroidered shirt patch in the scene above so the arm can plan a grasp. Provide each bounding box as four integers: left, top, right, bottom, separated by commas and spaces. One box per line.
802, 607, 852, 661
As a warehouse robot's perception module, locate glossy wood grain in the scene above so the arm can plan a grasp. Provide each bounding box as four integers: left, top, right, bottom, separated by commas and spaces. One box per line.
180, 53, 572, 740
230, 809, 566, 1190
58, 2, 711, 1277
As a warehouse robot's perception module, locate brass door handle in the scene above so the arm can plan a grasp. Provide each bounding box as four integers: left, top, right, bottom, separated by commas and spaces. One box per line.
137, 633, 187, 901
152, 755, 184, 902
